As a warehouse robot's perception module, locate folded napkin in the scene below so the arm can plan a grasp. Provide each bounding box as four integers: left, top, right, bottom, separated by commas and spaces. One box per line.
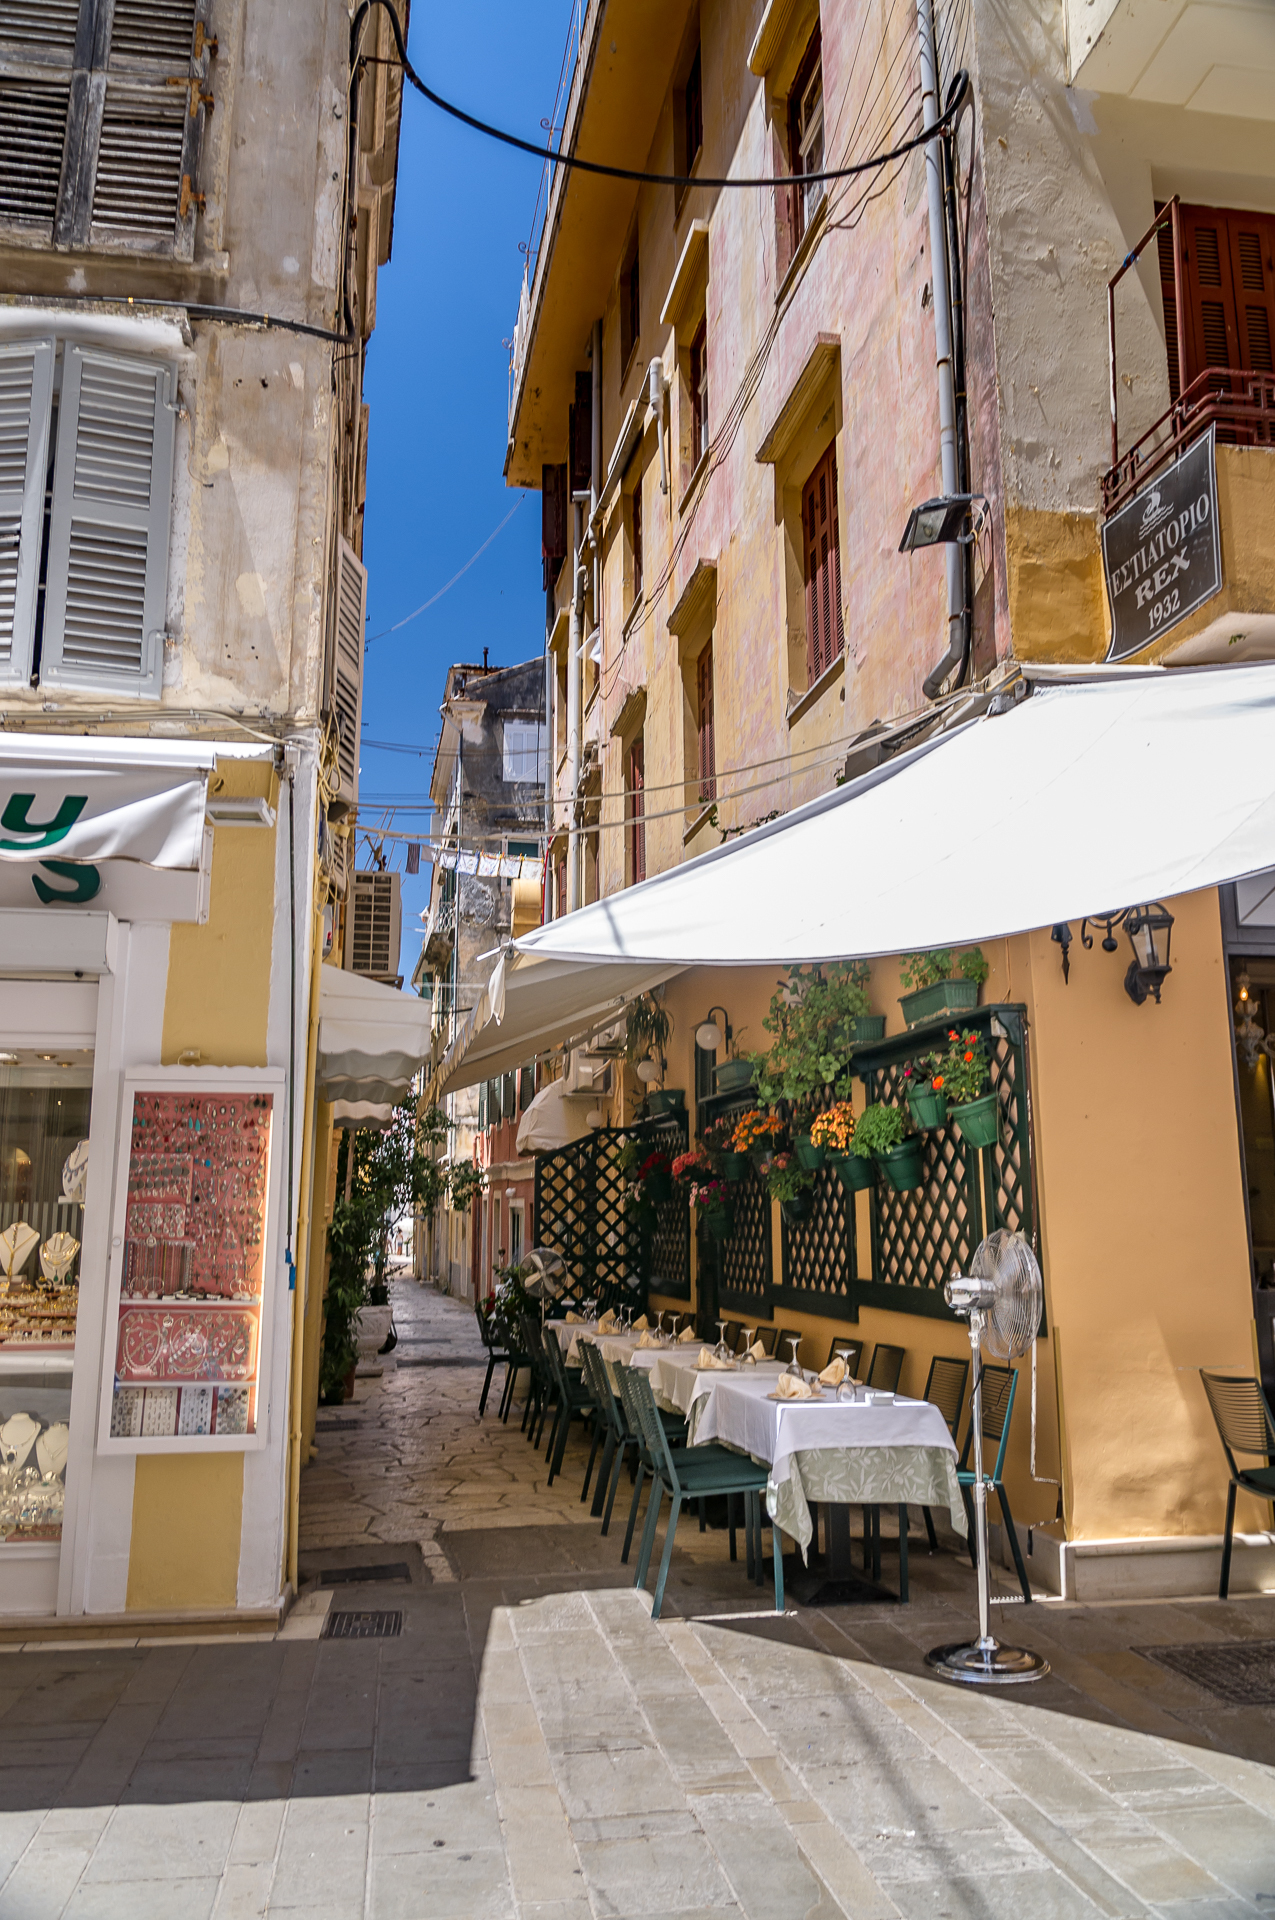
774, 1372, 819, 1400
632, 1314, 649, 1331
695, 1347, 734, 1371
677, 1325, 698, 1343
636, 1330, 661, 1349
565, 1310, 583, 1324
746, 1340, 766, 1363
818, 1356, 846, 1386
597, 1310, 617, 1332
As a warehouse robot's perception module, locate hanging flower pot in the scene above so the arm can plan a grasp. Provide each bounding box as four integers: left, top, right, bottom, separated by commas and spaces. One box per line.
907, 1086, 949, 1131
713, 1059, 754, 1094
720, 1151, 748, 1183
898, 978, 980, 1029
704, 1206, 734, 1241
779, 1191, 814, 1226
877, 1140, 925, 1191
647, 1088, 686, 1117
831, 1153, 876, 1193
644, 1169, 673, 1204
793, 1135, 826, 1171
751, 1151, 776, 1178
951, 1092, 1000, 1150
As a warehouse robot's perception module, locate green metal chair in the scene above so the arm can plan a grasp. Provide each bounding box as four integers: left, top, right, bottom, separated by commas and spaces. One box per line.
578, 1340, 635, 1532
1200, 1370, 1275, 1598
957, 1362, 1031, 1604
614, 1364, 690, 1563
866, 1343, 905, 1392
628, 1370, 783, 1621
474, 1303, 515, 1418
542, 1324, 596, 1486
516, 1313, 553, 1444
920, 1353, 970, 1550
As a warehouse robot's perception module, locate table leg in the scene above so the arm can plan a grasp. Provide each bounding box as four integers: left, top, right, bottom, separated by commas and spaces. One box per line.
827, 1503, 854, 1580
871, 1507, 881, 1584
898, 1504, 909, 1603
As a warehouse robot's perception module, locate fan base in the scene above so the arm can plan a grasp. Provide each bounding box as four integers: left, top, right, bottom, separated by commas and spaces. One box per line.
925, 1638, 1050, 1684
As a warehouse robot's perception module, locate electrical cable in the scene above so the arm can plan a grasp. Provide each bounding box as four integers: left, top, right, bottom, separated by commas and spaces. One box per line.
351, 0, 969, 193
365, 497, 527, 642
0, 293, 354, 345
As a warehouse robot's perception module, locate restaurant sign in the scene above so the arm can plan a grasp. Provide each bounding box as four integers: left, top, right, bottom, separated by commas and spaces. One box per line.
1102, 426, 1221, 660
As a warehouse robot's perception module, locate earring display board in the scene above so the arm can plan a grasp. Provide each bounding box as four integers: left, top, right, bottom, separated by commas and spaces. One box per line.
98, 1068, 285, 1453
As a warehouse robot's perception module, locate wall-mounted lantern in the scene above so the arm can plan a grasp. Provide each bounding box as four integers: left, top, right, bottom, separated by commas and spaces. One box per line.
1077, 903, 1175, 1005
694, 1006, 732, 1052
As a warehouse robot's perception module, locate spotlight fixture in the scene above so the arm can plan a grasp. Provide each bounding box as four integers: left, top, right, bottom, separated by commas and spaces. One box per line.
898, 493, 990, 552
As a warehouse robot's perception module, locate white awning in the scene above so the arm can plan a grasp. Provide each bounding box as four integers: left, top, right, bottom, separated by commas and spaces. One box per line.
317, 966, 432, 1108
511, 663, 1275, 966
436, 951, 679, 1096
0, 735, 221, 868
515, 1080, 597, 1154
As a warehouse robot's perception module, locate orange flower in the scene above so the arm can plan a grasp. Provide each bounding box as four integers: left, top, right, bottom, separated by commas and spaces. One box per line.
964, 1050, 974, 1063
933, 1074, 944, 1089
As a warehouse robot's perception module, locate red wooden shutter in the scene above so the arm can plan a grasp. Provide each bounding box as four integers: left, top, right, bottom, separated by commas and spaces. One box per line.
631, 482, 643, 597
629, 735, 646, 883
541, 463, 567, 590
1155, 208, 1181, 404
697, 646, 716, 803
802, 443, 844, 683
1230, 212, 1275, 376
570, 370, 592, 498
1180, 206, 1241, 382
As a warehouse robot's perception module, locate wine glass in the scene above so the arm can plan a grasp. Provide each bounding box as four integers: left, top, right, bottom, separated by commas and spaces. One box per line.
715, 1320, 729, 1361
740, 1326, 757, 1364
657, 1309, 670, 1345
784, 1335, 802, 1378
833, 1345, 858, 1401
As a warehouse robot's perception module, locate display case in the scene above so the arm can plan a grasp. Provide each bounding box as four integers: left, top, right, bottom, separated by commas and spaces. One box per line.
97, 1067, 285, 1453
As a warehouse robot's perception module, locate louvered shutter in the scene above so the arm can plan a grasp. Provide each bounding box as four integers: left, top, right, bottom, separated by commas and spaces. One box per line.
697, 646, 715, 803
1230, 214, 1275, 378
802, 443, 844, 683
1155, 209, 1180, 405
328, 537, 367, 808
1180, 209, 1241, 383
0, 0, 79, 236
40, 344, 175, 697
0, 337, 54, 686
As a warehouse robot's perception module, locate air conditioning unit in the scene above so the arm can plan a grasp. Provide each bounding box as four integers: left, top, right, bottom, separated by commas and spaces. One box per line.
345, 870, 402, 986
563, 1049, 608, 1094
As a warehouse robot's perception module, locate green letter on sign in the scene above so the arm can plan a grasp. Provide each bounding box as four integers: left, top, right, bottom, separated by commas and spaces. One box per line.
0, 793, 88, 850
32, 861, 101, 905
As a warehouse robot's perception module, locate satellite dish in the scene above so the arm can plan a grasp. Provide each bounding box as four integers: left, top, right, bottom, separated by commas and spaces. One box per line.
520, 1247, 566, 1301
927, 1230, 1050, 1687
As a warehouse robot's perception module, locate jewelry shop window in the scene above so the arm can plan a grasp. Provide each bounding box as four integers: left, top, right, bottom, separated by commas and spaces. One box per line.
0, 1050, 92, 1544
98, 1068, 284, 1453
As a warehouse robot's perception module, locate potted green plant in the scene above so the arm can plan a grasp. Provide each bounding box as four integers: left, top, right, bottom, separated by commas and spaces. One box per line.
902, 1055, 948, 1131
690, 1173, 733, 1240
701, 1113, 747, 1182
747, 962, 870, 1111
851, 1101, 924, 1191
809, 1101, 875, 1192
767, 1151, 815, 1224
625, 993, 672, 1063
937, 1028, 1000, 1149
713, 1027, 754, 1095
898, 948, 990, 1029
732, 1108, 785, 1174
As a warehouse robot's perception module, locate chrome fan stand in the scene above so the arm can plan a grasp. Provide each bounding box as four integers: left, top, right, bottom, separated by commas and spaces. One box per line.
927, 1294, 1049, 1685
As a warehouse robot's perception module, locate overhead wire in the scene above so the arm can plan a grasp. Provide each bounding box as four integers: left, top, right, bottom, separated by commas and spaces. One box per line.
365, 496, 527, 642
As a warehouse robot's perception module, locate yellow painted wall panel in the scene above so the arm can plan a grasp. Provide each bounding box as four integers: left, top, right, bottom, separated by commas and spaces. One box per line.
126, 1454, 245, 1611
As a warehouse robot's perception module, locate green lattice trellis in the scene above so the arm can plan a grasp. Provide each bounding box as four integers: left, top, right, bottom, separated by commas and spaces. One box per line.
855, 1005, 1037, 1320
533, 1118, 689, 1311
696, 1087, 773, 1321
778, 1081, 858, 1321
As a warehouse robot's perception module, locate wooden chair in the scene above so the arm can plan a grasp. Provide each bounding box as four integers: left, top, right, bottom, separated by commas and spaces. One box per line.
825, 1335, 863, 1376
755, 1326, 779, 1356
866, 1343, 905, 1392
1200, 1370, 1275, 1598
920, 1353, 970, 1550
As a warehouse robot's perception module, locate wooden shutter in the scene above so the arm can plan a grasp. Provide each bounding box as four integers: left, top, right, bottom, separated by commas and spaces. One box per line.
0, 337, 54, 686
1179, 207, 1241, 383
541, 461, 566, 590
1230, 214, 1275, 377
802, 442, 844, 683
328, 536, 367, 807
697, 646, 715, 803
1155, 209, 1180, 405
629, 735, 646, 884
0, 0, 78, 234
569, 370, 592, 499
40, 344, 175, 697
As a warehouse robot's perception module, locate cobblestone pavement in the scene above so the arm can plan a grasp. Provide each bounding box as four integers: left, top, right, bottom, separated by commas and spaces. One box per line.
0, 1278, 1273, 1917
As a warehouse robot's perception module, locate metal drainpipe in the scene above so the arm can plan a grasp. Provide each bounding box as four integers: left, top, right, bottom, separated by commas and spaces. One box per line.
543, 585, 554, 846
916, 0, 966, 699
566, 499, 582, 911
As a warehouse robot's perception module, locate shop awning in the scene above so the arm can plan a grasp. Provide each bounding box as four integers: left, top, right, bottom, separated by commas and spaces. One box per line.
317, 967, 432, 1109
515, 1079, 598, 1154
436, 952, 679, 1096
511, 662, 1275, 966
0, 735, 220, 868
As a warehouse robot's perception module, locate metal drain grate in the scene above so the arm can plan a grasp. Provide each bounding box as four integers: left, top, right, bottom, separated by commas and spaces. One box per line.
314, 1419, 367, 1433
318, 1563, 410, 1588
323, 1609, 403, 1640
1137, 1640, 1275, 1705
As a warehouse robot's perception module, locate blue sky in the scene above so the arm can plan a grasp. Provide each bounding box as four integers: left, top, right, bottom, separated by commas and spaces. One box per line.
358, 3, 570, 974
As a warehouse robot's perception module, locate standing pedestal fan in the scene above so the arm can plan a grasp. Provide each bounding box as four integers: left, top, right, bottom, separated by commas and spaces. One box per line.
927, 1229, 1050, 1685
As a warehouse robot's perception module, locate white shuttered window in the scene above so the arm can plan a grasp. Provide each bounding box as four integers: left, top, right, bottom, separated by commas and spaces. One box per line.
39, 344, 176, 697
0, 337, 54, 687
328, 537, 367, 808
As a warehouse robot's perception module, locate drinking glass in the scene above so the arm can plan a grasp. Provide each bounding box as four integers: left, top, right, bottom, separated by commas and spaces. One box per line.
785, 1335, 802, 1378
740, 1327, 757, 1364
715, 1319, 729, 1361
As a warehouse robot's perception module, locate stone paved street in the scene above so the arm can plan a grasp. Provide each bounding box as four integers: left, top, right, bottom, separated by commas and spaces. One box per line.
0, 1278, 1273, 1915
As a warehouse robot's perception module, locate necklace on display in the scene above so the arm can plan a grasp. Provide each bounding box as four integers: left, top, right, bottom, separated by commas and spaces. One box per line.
0, 1224, 39, 1281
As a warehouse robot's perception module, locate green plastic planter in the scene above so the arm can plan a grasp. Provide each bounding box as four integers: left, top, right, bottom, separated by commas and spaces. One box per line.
647, 1088, 686, 1116
878, 1140, 925, 1191
832, 1153, 876, 1193
907, 1087, 949, 1130
793, 1135, 826, 1170
704, 1208, 733, 1241
713, 1059, 754, 1094
854, 1014, 887, 1044
952, 1092, 1000, 1149
898, 978, 980, 1029
644, 1169, 673, 1204
720, 1151, 748, 1183
779, 1191, 814, 1225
